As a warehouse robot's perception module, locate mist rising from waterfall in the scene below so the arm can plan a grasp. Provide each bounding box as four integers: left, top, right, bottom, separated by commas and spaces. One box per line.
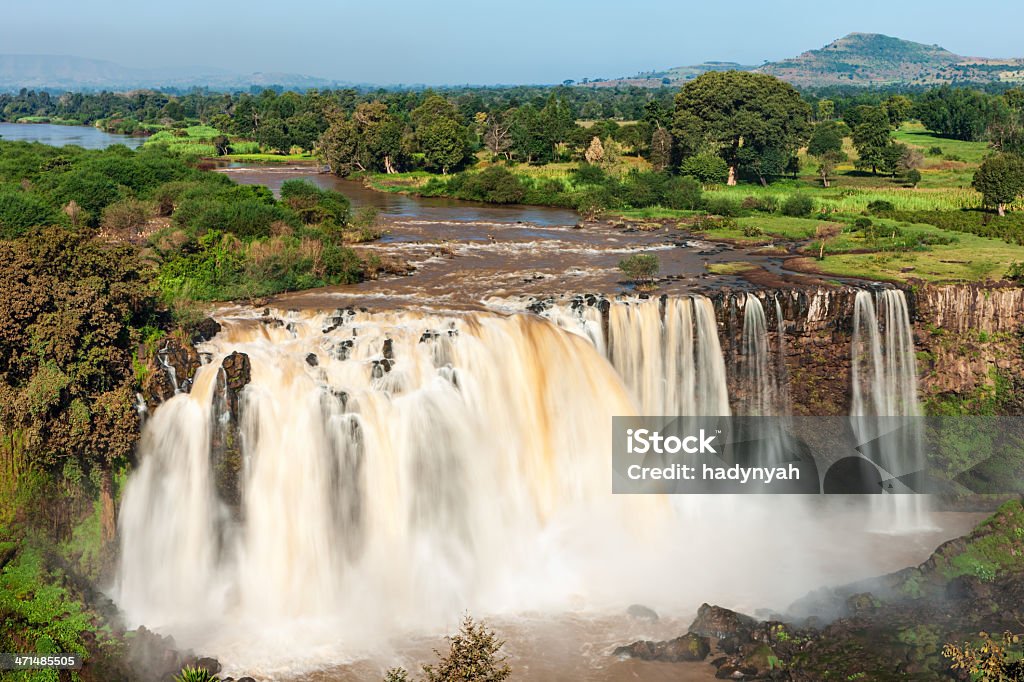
116, 295, 942, 674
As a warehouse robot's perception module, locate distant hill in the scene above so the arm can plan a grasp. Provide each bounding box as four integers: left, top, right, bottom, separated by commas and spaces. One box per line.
756, 33, 1024, 87
0, 54, 349, 92
580, 61, 757, 88
587, 33, 1024, 89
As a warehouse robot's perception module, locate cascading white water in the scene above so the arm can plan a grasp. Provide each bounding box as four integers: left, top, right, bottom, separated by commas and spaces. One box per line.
116, 293, 944, 675
850, 289, 928, 527
118, 309, 702, 673
607, 297, 730, 416
739, 295, 773, 416
852, 289, 920, 420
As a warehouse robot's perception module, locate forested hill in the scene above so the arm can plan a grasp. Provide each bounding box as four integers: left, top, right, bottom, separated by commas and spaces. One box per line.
596, 33, 1024, 89
756, 33, 1024, 87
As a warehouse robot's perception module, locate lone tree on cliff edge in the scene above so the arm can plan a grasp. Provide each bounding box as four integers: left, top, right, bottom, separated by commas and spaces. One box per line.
973, 153, 1024, 216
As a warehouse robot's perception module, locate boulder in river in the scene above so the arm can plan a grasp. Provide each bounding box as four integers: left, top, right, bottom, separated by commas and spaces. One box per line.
614, 632, 710, 662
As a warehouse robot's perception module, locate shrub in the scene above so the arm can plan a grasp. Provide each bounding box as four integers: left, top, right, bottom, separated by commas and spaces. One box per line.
852, 217, 873, 231
573, 163, 609, 185
618, 253, 660, 283
740, 195, 778, 213
455, 166, 527, 204
742, 224, 764, 237
174, 667, 219, 682
702, 195, 744, 217
1007, 261, 1024, 281
280, 179, 350, 224
663, 176, 703, 210
0, 188, 59, 237
781, 194, 814, 217
387, 616, 512, 682
866, 199, 896, 216
575, 186, 617, 220
928, 146, 944, 156
101, 198, 154, 240
680, 153, 729, 184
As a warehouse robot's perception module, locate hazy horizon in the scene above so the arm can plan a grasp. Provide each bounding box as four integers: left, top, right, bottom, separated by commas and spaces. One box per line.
3, 0, 1023, 85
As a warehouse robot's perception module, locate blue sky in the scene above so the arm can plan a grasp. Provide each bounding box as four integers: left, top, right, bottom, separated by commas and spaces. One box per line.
5, 0, 1024, 84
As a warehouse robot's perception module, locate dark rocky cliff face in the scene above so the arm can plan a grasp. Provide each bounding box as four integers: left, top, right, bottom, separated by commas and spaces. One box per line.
707, 284, 1024, 416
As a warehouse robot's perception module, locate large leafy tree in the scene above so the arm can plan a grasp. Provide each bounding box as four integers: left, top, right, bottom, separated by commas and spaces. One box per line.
973, 153, 1024, 216
317, 101, 407, 175
0, 227, 159, 542
419, 118, 471, 174
672, 71, 811, 185
850, 105, 893, 175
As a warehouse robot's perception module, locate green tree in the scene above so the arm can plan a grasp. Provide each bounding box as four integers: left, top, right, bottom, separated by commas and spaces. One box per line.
808, 121, 847, 187
916, 86, 1007, 142
0, 227, 159, 543
850, 106, 892, 175
619, 253, 660, 286
419, 118, 470, 174
816, 99, 835, 122
672, 71, 811, 185
973, 153, 1024, 216
883, 95, 914, 127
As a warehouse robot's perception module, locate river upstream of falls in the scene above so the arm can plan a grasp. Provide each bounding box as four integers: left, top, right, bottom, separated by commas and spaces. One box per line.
114, 288, 982, 681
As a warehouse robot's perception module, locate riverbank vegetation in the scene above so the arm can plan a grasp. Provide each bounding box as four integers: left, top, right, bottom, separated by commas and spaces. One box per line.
0, 141, 372, 310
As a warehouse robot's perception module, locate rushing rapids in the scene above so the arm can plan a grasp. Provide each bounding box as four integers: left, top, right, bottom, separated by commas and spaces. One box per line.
116, 291, 934, 675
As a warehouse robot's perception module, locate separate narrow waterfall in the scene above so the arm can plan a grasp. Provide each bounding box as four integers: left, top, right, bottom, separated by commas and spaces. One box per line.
850, 289, 927, 525
739, 295, 774, 416
852, 289, 920, 419
607, 297, 730, 416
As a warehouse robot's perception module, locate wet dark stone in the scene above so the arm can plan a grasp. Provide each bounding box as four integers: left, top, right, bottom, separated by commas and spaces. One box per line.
194, 657, 221, 674
383, 338, 394, 359
688, 603, 758, 643
614, 633, 710, 662
193, 317, 222, 343
306, 353, 319, 367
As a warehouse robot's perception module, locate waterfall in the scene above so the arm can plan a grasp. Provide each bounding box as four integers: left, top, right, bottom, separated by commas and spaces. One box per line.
850, 289, 927, 527
739, 295, 773, 416
607, 297, 730, 416
852, 289, 920, 419
116, 292, 944, 673
119, 309, 693, 668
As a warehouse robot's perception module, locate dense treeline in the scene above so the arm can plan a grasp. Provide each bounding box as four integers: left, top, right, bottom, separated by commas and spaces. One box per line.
0, 141, 370, 303
0, 85, 674, 140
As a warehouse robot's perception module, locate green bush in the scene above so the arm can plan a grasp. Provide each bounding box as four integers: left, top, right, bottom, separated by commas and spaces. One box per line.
781, 193, 814, 217
280, 179, 350, 224
742, 224, 764, 237
852, 217, 873, 231
663, 176, 703, 210
867, 200, 896, 215
0, 188, 59, 237
573, 163, 609, 185
680, 153, 729, 184
702, 195, 744, 217
618, 253, 660, 283
451, 166, 527, 204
